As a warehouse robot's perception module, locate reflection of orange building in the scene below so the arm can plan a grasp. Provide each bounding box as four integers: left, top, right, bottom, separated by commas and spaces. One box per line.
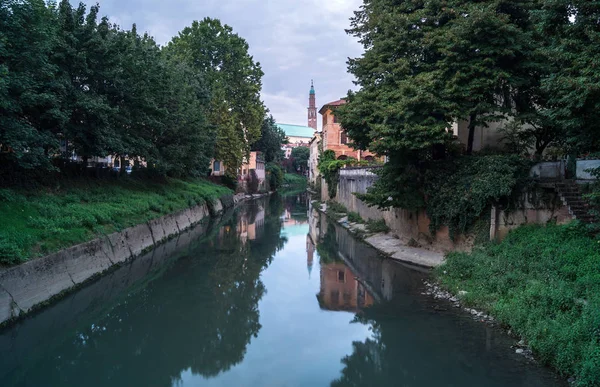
316, 262, 374, 312
237, 205, 265, 243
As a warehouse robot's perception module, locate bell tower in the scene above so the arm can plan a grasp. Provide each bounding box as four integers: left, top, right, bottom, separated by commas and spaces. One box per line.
308, 80, 317, 131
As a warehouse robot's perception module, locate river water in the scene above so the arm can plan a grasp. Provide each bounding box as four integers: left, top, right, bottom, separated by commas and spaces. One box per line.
0, 194, 565, 387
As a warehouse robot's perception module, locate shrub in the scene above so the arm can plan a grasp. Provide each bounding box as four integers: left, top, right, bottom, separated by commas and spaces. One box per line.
366, 219, 389, 233
347, 211, 363, 223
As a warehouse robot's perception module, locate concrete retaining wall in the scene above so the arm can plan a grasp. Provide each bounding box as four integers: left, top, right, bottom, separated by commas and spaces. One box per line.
332, 166, 575, 250
334, 168, 459, 252
0, 193, 241, 326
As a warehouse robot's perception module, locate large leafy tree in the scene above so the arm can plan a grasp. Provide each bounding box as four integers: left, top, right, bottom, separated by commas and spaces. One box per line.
167, 18, 266, 177
533, 0, 600, 153
252, 115, 286, 163
0, 0, 65, 171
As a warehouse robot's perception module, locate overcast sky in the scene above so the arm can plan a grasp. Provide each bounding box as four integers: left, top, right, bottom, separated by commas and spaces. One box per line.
84, 0, 364, 130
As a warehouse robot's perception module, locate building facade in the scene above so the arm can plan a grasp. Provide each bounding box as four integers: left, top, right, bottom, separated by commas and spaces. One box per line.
277, 123, 313, 158
319, 99, 376, 161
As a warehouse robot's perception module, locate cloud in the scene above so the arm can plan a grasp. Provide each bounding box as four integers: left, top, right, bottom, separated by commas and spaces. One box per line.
83, 0, 364, 130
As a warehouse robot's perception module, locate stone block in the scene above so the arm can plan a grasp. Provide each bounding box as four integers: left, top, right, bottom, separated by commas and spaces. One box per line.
148, 218, 167, 244
107, 231, 132, 264
173, 209, 192, 231
161, 214, 180, 239
124, 223, 155, 257
63, 239, 114, 284
0, 251, 74, 313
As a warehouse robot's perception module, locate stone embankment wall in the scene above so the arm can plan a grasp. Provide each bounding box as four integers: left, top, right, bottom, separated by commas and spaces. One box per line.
327, 166, 578, 252
330, 168, 459, 252
0, 193, 253, 326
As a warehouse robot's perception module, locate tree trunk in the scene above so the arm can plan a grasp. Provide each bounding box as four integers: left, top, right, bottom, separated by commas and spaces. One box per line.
466, 113, 477, 155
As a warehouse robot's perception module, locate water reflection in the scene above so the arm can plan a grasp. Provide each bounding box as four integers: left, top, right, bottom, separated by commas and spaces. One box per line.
0, 194, 565, 387
307, 203, 564, 387
0, 196, 287, 387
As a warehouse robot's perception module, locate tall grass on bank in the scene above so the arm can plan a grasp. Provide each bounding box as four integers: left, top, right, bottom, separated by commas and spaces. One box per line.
436, 223, 600, 386
0, 178, 231, 265
283, 173, 307, 188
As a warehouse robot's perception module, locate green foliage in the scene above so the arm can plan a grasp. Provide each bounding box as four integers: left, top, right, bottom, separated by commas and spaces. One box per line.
436, 223, 600, 386
347, 212, 363, 224
584, 167, 600, 226
252, 115, 286, 163
424, 155, 532, 237
0, 2, 267, 181
291, 146, 310, 174
318, 150, 369, 199
326, 201, 347, 214
0, 178, 231, 264
366, 219, 389, 234
167, 18, 266, 176
283, 173, 307, 188
266, 162, 284, 191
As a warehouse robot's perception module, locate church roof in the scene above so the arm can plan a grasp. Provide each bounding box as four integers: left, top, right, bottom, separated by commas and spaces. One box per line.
277, 123, 314, 138
319, 98, 346, 114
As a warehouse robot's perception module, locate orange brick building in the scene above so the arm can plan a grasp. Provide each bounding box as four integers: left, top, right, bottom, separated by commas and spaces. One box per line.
319, 99, 376, 161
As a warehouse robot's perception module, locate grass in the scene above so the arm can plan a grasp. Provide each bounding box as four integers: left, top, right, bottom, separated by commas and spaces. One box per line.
366, 219, 389, 233
283, 173, 307, 188
347, 211, 363, 223
326, 201, 348, 220
435, 222, 600, 387
0, 178, 231, 265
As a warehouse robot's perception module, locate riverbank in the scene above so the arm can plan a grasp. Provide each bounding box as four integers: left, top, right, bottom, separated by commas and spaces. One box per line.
0, 188, 270, 326
314, 200, 444, 268
436, 223, 600, 387
0, 178, 232, 265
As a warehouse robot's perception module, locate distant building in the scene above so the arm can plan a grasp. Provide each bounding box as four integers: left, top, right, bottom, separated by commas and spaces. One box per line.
308, 80, 317, 131
308, 132, 321, 185
277, 123, 313, 159
319, 99, 376, 161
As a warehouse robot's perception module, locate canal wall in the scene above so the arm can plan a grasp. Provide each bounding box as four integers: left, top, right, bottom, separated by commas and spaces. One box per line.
0, 193, 263, 326
326, 166, 577, 252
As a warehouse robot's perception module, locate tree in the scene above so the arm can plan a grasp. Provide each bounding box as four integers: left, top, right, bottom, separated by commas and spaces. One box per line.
167, 18, 266, 177
291, 146, 309, 174
533, 1, 600, 154
0, 0, 64, 172
252, 115, 286, 163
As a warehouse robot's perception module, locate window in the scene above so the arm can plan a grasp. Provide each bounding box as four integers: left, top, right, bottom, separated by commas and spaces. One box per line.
338, 270, 345, 282
214, 161, 221, 172
333, 114, 339, 124
340, 131, 348, 145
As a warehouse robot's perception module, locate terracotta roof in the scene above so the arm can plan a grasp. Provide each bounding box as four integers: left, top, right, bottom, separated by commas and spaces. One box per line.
319, 99, 346, 114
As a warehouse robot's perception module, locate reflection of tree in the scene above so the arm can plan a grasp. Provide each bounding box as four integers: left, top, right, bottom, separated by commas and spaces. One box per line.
283, 192, 309, 222
19, 201, 288, 387
317, 222, 343, 265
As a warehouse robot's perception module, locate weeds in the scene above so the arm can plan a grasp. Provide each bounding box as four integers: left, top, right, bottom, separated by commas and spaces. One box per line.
366, 219, 389, 234
347, 211, 363, 223
436, 223, 600, 386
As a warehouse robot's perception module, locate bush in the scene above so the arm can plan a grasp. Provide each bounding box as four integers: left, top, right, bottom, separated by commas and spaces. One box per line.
347, 211, 363, 223
436, 223, 600, 386
424, 154, 531, 238
366, 219, 389, 233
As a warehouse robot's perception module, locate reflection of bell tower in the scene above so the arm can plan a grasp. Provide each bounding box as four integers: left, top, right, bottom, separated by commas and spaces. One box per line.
308, 80, 317, 130
306, 235, 314, 278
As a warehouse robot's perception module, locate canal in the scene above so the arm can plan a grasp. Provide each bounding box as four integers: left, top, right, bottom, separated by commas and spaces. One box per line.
0, 194, 564, 387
